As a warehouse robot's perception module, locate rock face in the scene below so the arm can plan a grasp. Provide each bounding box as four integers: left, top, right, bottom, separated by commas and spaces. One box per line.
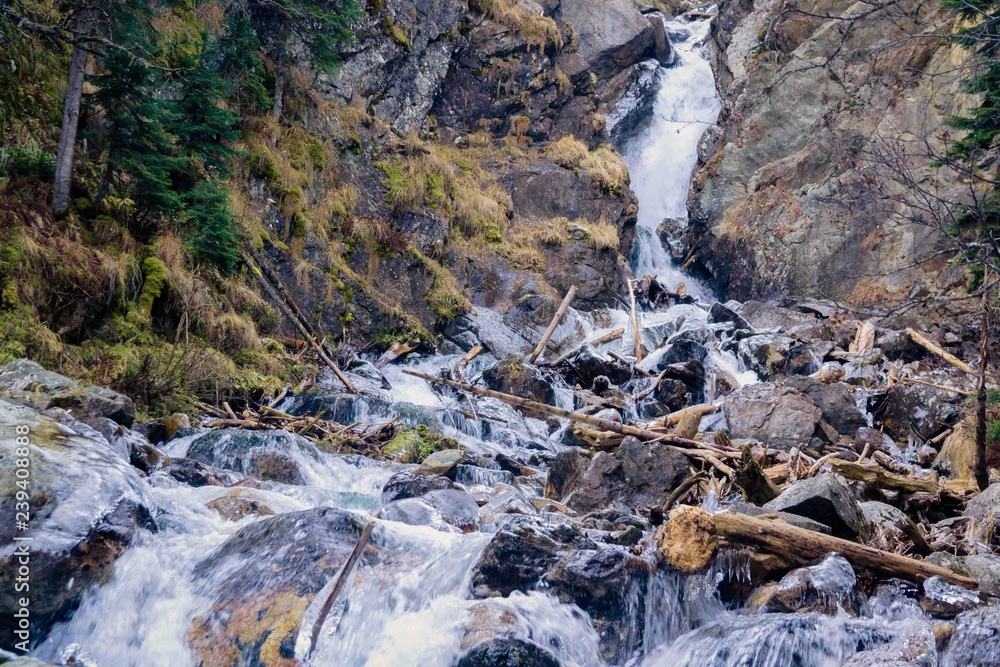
687, 0, 972, 309
189, 508, 371, 667
763, 474, 866, 540
0, 398, 153, 650
942, 607, 1000, 666
723, 382, 822, 448
545, 437, 688, 512
555, 0, 658, 77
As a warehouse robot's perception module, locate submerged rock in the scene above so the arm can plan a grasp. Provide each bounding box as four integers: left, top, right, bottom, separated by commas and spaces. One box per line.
185, 428, 320, 485
763, 474, 866, 540
455, 636, 560, 667
941, 607, 1000, 666
189, 507, 371, 667
750, 554, 860, 615
381, 471, 457, 503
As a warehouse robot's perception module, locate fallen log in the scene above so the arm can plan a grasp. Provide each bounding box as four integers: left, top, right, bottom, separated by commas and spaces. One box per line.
527, 286, 576, 364
906, 328, 975, 374
628, 279, 643, 362
826, 458, 938, 493
899, 375, 970, 395
402, 369, 737, 456
661, 507, 979, 589
590, 327, 625, 346
376, 341, 413, 368
459, 345, 484, 367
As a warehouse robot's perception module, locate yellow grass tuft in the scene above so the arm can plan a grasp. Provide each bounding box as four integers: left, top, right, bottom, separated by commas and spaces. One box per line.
570, 217, 620, 251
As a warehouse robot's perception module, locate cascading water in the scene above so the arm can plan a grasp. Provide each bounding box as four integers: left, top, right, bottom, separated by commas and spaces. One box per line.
22, 11, 965, 667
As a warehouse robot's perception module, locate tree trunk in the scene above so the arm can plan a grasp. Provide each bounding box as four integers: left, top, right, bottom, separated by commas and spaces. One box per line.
52, 10, 92, 218
975, 306, 990, 491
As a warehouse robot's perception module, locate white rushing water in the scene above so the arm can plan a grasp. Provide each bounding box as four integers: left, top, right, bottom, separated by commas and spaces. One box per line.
622, 14, 721, 301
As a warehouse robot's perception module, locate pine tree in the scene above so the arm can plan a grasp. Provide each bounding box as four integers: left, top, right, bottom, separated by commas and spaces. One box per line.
89, 48, 182, 217
246, 0, 361, 119
218, 12, 272, 117
183, 178, 244, 276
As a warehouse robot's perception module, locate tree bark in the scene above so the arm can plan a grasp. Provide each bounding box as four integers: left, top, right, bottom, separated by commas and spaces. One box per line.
527, 286, 576, 364
52, 10, 92, 218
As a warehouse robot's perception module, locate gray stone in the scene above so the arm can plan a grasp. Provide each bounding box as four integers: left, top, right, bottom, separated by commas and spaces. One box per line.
964, 554, 1000, 596
0, 358, 135, 426
862, 500, 930, 555
185, 428, 320, 485
723, 382, 822, 449
556, 0, 656, 78
784, 376, 868, 437
416, 448, 464, 477
763, 473, 866, 540
964, 482, 1000, 525
942, 607, 1000, 667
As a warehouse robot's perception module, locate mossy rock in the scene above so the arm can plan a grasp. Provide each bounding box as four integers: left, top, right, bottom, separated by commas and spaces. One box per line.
382, 424, 458, 463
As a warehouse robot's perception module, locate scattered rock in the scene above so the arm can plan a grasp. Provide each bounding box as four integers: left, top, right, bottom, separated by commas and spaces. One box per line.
750, 553, 859, 615
381, 471, 457, 504
862, 501, 931, 555
415, 448, 464, 477
920, 576, 981, 618
723, 382, 822, 449
456, 636, 561, 667
206, 489, 277, 521
163, 412, 191, 439
0, 358, 135, 426
941, 607, 1000, 666
471, 526, 563, 597
880, 382, 964, 442
162, 457, 239, 487
185, 428, 320, 485
763, 474, 867, 540
783, 376, 868, 437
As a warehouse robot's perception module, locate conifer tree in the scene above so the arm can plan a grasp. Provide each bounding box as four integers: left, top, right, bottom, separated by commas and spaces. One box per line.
218, 12, 272, 117
183, 178, 244, 276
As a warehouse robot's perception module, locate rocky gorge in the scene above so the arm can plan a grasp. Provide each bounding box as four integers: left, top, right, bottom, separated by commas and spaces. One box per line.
2, 0, 1000, 666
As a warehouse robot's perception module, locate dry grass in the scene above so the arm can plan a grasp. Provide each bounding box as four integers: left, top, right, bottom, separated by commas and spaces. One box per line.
571, 217, 620, 251
535, 216, 570, 246
545, 136, 630, 194
210, 312, 260, 354
411, 247, 471, 322
470, 0, 563, 51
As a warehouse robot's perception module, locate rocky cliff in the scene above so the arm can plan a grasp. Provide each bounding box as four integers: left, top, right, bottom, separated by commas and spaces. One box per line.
687, 0, 975, 316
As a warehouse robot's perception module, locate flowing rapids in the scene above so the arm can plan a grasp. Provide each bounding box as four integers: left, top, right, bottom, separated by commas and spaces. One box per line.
24, 11, 961, 667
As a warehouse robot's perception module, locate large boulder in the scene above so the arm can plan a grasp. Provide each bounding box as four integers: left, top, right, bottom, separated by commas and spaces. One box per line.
555, 0, 657, 78
750, 553, 860, 615
381, 471, 457, 504
482, 357, 554, 415
723, 382, 822, 449
879, 382, 964, 442
0, 399, 154, 651
455, 636, 561, 667
942, 607, 1000, 667
862, 501, 930, 555
184, 428, 320, 485
188, 508, 372, 666
763, 474, 867, 540
738, 334, 813, 379
0, 358, 135, 427
545, 437, 688, 513
471, 525, 564, 597
783, 376, 868, 437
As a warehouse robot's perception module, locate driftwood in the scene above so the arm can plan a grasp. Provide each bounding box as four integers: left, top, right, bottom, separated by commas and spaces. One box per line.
527, 286, 577, 364
402, 369, 738, 456
628, 279, 643, 362
899, 375, 970, 395
906, 328, 976, 374
663, 507, 979, 589
649, 403, 719, 429
590, 327, 625, 346
826, 458, 938, 493
307, 521, 375, 658
376, 341, 413, 368
459, 345, 484, 367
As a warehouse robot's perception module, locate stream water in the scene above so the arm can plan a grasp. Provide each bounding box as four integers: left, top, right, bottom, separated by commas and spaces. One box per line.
24, 11, 957, 667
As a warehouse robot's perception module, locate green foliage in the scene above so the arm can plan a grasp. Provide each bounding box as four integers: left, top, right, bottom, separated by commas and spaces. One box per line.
250, 0, 362, 73
383, 424, 457, 463
183, 179, 244, 276
0, 146, 55, 179
218, 12, 272, 116
988, 419, 1000, 445
137, 256, 169, 316
988, 388, 1000, 405
89, 49, 183, 215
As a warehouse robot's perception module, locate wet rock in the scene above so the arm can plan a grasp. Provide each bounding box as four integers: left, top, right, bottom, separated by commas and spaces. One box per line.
544, 447, 590, 501
456, 636, 561, 667
862, 501, 930, 555
163, 412, 191, 439
546, 547, 651, 663
709, 301, 751, 330
920, 576, 981, 618
480, 485, 539, 522
0, 399, 154, 650
546, 437, 688, 513
129, 439, 167, 475
0, 359, 135, 427
730, 499, 832, 533
381, 470, 457, 503
964, 554, 1000, 596
842, 625, 938, 666
483, 357, 554, 414
185, 428, 320, 485
556, 0, 657, 78
471, 526, 563, 597
206, 488, 277, 521
563, 344, 632, 387
423, 488, 481, 532
751, 553, 860, 615
189, 507, 371, 666
879, 382, 964, 442
763, 473, 867, 540
738, 334, 812, 379
162, 457, 239, 487
723, 382, 822, 449
655, 330, 710, 368
416, 448, 464, 477
962, 482, 1000, 531
878, 330, 924, 362
783, 376, 868, 437
942, 607, 1000, 666
377, 497, 461, 533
